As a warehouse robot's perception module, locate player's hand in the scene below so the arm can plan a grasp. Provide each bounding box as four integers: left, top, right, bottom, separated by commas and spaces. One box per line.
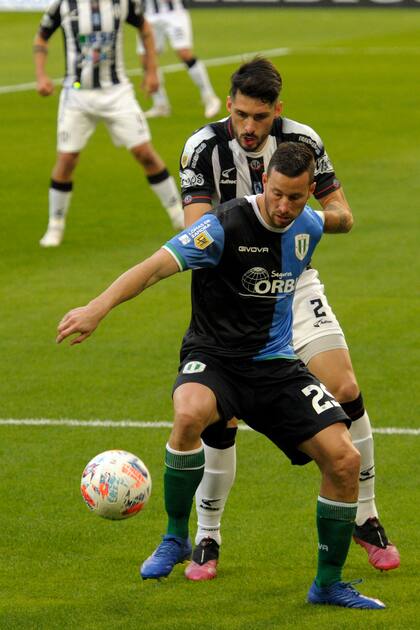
142, 68, 159, 95
36, 76, 54, 97
56, 306, 102, 345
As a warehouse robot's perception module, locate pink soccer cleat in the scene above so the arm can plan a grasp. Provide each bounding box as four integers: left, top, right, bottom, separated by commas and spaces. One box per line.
185, 537, 219, 581
353, 517, 400, 571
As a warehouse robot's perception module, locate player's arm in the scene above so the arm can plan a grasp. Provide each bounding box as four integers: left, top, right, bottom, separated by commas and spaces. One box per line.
180, 136, 216, 226
184, 202, 213, 227
318, 187, 354, 233
138, 17, 159, 94
33, 33, 54, 96
57, 249, 179, 346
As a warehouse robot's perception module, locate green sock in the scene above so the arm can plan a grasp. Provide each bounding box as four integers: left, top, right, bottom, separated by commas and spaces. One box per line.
315, 496, 358, 587
164, 445, 205, 539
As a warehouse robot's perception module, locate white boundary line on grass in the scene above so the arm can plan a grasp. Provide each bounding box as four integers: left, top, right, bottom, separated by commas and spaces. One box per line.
0, 418, 418, 435
1, 46, 420, 95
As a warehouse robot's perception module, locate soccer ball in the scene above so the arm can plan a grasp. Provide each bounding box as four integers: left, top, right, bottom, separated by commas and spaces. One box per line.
80, 449, 152, 520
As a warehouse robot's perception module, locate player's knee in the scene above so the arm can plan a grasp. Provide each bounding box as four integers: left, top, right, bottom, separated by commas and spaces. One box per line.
329, 445, 360, 489
331, 377, 360, 404
173, 406, 208, 444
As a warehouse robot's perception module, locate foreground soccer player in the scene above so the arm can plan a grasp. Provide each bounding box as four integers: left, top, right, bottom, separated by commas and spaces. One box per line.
34, 0, 184, 248
180, 57, 399, 579
57, 144, 385, 609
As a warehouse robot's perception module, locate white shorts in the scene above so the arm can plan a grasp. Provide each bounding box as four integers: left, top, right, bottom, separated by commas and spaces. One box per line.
57, 83, 151, 153
137, 10, 193, 54
292, 268, 348, 364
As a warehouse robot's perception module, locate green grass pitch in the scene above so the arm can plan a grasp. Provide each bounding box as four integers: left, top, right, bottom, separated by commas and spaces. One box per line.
0, 7, 419, 629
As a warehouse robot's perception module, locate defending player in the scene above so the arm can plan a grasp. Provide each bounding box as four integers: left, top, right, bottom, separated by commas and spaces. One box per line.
136, 0, 221, 119
179, 57, 399, 580
57, 144, 385, 609
34, 0, 184, 248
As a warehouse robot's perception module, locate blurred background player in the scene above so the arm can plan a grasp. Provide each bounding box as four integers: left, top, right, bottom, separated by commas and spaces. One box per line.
35, 0, 184, 248
179, 57, 400, 581
136, 0, 221, 119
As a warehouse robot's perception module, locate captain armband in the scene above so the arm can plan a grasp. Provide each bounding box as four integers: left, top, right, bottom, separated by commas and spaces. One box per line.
33, 44, 48, 55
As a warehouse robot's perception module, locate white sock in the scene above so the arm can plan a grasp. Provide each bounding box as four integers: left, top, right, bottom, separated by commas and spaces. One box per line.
152, 69, 170, 109
194, 443, 236, 546
187, 59, 216, 102
48, 186, 72, 224
148, 172, 184, 229
350, 410, 379, 526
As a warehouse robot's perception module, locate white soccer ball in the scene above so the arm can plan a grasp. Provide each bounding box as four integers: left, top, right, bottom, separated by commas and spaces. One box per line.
80, 449, 152, 520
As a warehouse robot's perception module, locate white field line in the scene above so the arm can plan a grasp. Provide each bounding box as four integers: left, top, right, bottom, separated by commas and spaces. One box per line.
0, 418, 418, 435
1, 46, 419, 95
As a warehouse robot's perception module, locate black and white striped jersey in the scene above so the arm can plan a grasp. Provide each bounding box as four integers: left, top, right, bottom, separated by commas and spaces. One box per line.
39, 0, 145, 89
143, 0, 185, 15
180, 116, 340, 207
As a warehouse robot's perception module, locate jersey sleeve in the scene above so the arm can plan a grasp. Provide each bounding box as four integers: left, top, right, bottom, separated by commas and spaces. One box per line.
162, 214, 225, 271
307, 128, 341, 200
313, 147, 341, 200
179, 130, 216, 207
126, 0, 145, 28
38, 0, 62, 40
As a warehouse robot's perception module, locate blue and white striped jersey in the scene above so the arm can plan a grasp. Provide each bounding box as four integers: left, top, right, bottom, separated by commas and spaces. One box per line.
39, 0, 144, 89
163, 195, 324, 361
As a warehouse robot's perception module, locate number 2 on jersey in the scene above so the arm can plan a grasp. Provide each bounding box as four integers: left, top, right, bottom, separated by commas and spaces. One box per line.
302, 383, 341, 414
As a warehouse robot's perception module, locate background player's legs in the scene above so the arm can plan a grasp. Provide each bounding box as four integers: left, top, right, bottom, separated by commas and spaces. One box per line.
176, 48, 221, 119
131, 142, 184, 230
307, 347, 400, 570
40, 152, 80, 247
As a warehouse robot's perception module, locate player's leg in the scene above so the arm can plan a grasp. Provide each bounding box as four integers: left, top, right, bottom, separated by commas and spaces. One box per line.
244, 359, 384, 608
293, 269, 399, 570
299, 424, 384, 609
40, 89, 94, 247
136, 19, 171, 118
131, 143, 184, 229
140, 382, 218, 580
141, 355, 237, 580
169, 10, 220, 119
104, 84, 184, 230
185, 420, 237, 580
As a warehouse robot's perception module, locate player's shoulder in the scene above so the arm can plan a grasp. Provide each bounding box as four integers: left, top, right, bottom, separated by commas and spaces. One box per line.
297, 205, 324, 233
181, 118, 230, 169
213, 197, 254, 230
278, 117, 324, 155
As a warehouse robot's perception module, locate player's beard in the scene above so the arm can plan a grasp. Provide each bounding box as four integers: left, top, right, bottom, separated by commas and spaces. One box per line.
235, 133, 268, 153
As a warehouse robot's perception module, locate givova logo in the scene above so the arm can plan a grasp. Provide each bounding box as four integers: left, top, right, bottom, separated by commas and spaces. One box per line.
240, 267, 296, 297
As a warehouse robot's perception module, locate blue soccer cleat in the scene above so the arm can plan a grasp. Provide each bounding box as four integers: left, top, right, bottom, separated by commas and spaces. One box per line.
307, 579, 386, 609
140, 535, 192, 580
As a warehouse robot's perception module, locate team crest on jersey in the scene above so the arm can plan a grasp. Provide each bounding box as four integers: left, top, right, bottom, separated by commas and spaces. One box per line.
181, 152, 189, 169
295, 234, 310, 261
194, 230, 214, 250
183, 361, 206, 374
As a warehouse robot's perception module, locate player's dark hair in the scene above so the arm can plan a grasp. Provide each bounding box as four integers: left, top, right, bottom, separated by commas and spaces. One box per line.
230, 57, 282, 104
267, 142, 315, 182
